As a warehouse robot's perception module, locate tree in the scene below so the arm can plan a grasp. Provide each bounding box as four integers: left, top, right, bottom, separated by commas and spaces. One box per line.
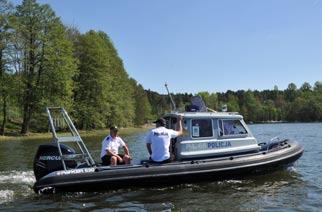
226, 94, 240, 112
100, 31, 135, 127
288, 96, 320, 122
146, 89, 169, 117
313, 82, 322, 120
73, 31, 113, 129
197, 91, 218, 110
0, 0, 14, 135
73, 30, 135, 129
285, 83, 298, 102
243, 90, 261, 122
13, 0, 77, 134
131, 79, 152, 126
300, 82, 312, 92
314, 81, 322, 93
262, 100, 277, 121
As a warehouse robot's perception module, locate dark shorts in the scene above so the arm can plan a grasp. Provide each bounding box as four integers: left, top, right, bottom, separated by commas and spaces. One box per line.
101, 154, 125, 166
149, 157, 172, 164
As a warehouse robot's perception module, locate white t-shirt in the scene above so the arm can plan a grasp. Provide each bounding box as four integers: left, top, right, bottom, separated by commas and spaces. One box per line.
145, 127, 179, 162
100, 135, 126, 158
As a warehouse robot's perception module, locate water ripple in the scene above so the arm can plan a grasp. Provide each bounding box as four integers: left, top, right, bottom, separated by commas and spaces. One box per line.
0, 190, 14, 205
0, 170, 35, 185
0, 170, 35, 205
0, 123, 322, 210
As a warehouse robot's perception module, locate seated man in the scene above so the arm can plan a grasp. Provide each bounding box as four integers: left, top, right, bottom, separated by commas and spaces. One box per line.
223, 121, 234, 135
145, 116, 183, 163
100, 126, 131, 166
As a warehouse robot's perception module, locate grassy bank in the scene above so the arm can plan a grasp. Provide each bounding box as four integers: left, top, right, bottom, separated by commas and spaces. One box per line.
0, 127, 150, 142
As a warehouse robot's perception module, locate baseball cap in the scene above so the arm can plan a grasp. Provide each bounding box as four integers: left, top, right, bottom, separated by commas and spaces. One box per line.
153, 118, 166, 126
109, 126, 118, 131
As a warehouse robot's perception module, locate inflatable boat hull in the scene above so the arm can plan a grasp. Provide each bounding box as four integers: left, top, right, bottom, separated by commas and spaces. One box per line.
34, 140, 303, 193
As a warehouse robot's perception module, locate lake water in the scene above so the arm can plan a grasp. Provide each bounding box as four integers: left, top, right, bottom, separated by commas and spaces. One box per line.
0, 123, 321, 211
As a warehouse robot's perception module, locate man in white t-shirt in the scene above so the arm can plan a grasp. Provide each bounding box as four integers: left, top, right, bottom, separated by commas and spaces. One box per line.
145, 116, 183, 163
101, 126, 131, 166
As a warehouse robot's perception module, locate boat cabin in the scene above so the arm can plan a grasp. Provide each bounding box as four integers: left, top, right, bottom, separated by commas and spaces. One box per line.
164, 112, 260, 160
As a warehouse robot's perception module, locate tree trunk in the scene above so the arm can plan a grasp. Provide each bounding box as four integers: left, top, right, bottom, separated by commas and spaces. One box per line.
0, 48, 3, 76
0, 47, 6, 135
20, 102, 30, 135
21, 34, 36, 135
0, 94, 7, 136
20, 78, 34, 135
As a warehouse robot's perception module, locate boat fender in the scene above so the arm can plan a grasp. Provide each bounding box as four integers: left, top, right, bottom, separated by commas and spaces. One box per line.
258, 142, 267, 146
258, 142, 267, 151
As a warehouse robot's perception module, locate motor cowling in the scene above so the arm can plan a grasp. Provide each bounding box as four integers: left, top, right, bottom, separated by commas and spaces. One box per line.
33, 143, 77, 181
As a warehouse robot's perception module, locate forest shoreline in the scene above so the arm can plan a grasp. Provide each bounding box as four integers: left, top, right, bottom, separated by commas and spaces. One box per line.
3, 120, 322, 142
0, 126, 151, 142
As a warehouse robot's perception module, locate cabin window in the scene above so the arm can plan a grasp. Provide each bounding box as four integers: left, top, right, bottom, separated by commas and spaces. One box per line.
170, 118, 177, 130
218, 119, 247, 136
165, 117, 171, 129
191, 119, 213, 138
164, 117, 179, 130
183, 119, 188, 130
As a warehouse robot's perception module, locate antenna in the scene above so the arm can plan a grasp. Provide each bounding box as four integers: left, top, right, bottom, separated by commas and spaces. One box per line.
164, 83, 176, 111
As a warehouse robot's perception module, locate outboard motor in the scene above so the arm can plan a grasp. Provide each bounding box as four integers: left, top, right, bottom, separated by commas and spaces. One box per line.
33, 143, 77, 180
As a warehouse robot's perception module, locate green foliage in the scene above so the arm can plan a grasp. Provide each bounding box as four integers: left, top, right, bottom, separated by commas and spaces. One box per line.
146, 90, 170, 117
73, 30, 113, 129
197, 91, 218, 110
314, 81, 322, 92
285, 83, 298, 102
150, 81, 322, 123
0, 0, 14, 135
245, 91, 261, 122
226, 94, 239, 112
131, 79, 152, 126
1, 0, 322, 136
73, 30, 136, 129
102, 31, 135, 127
9, 0, 77, 133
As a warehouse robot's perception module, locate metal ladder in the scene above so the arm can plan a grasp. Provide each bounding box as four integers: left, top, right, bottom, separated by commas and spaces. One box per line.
46, 107, 96, 170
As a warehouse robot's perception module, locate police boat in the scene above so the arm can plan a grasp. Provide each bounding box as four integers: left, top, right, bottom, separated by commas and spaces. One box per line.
33, 106, 303, 193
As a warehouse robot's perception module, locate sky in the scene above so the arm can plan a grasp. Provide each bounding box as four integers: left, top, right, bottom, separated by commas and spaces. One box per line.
29, 0, 322, 93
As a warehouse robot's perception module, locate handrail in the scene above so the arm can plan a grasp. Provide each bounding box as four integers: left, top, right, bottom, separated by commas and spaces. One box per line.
46, 107, 96, 170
